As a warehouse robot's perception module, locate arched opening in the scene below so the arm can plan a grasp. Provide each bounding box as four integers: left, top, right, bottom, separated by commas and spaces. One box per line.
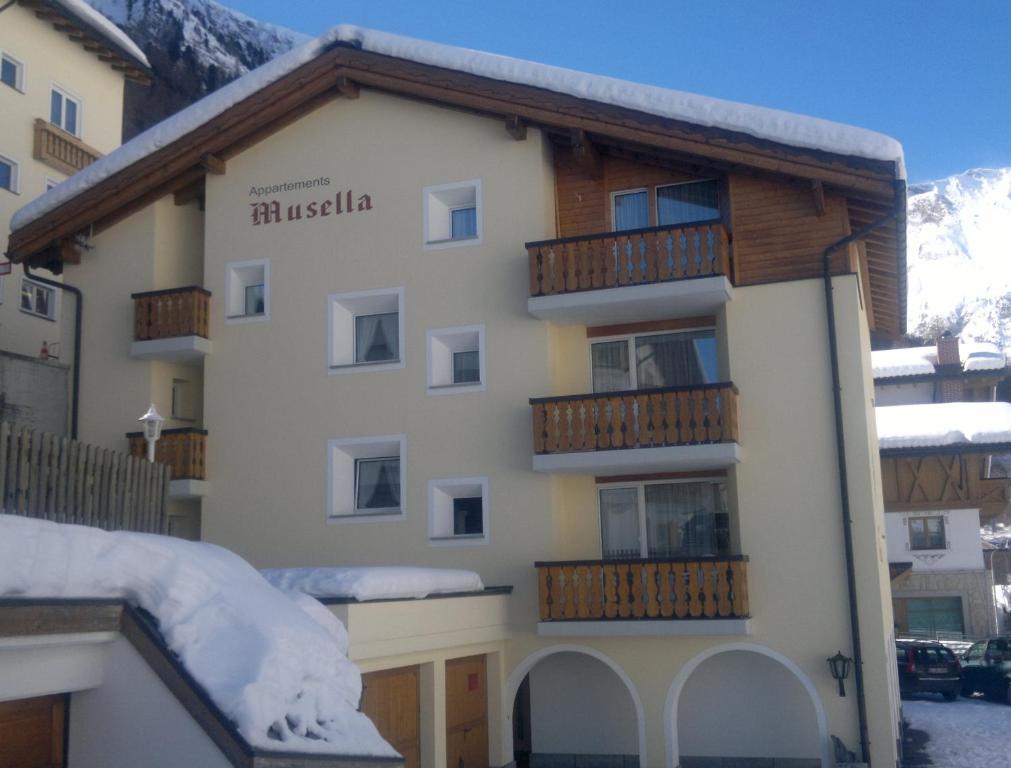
668, 646, 828, 768
509, 648, 643, 768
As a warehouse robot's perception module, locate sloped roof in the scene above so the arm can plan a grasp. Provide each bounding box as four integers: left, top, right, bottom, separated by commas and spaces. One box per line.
876, 402, 1011, 450
872, 342, 1007, 380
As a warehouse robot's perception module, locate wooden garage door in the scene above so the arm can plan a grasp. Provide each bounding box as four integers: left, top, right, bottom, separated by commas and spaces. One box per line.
0, 694, 66, 768
446, 655, 488, 768
361, 666, 420, 768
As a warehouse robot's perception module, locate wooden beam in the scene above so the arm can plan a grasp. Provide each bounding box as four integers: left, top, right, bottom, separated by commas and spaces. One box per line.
811, 180, 826, 216
59, 240, 81, 265
505, 115, 527, 141
570, 128, 602, 179
174, 179, 206, 207
335, 75, 359, 99
201, 153, 226, 175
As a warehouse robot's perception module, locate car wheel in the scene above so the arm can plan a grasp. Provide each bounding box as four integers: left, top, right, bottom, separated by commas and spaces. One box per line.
942, 690, 957, 702
961, 682, 975, 697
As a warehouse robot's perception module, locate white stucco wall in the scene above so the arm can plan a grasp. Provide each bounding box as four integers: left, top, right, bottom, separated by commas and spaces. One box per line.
68, 636, 231, 768
885, 508, 985, 571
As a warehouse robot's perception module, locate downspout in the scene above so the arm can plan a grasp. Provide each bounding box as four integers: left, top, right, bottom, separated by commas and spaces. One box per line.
822, 187, 902, 767
24, 263, 82, 439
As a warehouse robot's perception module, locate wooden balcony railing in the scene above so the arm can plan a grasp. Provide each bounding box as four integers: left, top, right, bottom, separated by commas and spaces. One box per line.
33, 118, 103, 175
535, 556, 750, 621
531, 383, 738, 454
132, 287, 211, 341
528, 221, 730, 298
127, 428, 207, 481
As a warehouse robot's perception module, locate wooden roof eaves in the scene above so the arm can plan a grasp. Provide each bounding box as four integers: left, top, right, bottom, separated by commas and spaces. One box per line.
0, 599, 404, 768
19, 0, 151, 82
7, 44, 902, 264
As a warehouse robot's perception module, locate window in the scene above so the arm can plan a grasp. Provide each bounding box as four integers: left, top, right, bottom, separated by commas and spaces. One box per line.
909, 516, 946, 550
20, 278, 56, 320
0, 154, 18, 194
225, 259, 269, 322
598, 480, 728, 559
611, 179, 720, 231
423, 180, 482, 248
590, 329, 718, 393
656, 180, 720, 227
329, 288, 404, 373
171, 379, 195, 421
328, 435, 406, 521
50, 86, 81, 136
426, 325, 485, 394
1, 53, 24, 92
428, 477, 489, 545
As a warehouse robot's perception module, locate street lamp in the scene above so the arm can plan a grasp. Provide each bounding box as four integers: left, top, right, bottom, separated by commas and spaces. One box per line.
827, 651, 853, 697
138, 404, 165, 463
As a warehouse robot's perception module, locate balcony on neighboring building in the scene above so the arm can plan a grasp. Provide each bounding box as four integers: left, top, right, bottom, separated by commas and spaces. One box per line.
33, 118, 103, 175
530, 383, 740, 474
527, 221, 733, 325
535, 556, 750, 636
130, 287, 212, 362
127, 428, 208, 499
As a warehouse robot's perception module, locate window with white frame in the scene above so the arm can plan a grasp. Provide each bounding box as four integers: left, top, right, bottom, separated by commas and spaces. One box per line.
598, 479, 728, 559
328, 435, 406, 521
0, 154, 19, 194
590, 328, 718, 393
50, 86, 81, 136
1, 53, 24, 92
20, 278, 56, 320
328, 287, 404, 372
427, 325, 485, 394
428, 477, 489, 545
611, 179, 720, 231
225, 259, 269, 322
908, 515, 946, 550
423, 180, 481, 248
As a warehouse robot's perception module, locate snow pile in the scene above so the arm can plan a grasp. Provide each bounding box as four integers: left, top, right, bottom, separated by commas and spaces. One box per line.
11, 24, 903, 231
876, 402, 1011, 449
0, 515, 395, 758
904, 698, 1009, 768
53, 0, 149, 67
262, 567, 484, 601
871, 341, 1006, 379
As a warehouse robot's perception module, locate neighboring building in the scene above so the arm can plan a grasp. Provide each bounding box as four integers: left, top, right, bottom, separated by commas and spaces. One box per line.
6, 27, 908, 768
0, 0, 148, 430
874, 336, 1011, 639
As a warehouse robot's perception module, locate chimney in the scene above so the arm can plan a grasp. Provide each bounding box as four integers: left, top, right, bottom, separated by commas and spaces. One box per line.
937, 332, 963, 402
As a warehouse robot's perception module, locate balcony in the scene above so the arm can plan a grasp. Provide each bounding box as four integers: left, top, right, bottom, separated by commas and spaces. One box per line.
33, 118, 102, 175
127, 428, 208, 499
527, 222, 733, 325
530, 383, 740, 474
535, 556, 750, 636
130, 287, 211, 362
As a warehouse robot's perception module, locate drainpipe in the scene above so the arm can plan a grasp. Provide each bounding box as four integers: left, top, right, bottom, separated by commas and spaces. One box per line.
822, 187, 902, 767
24, 263, 82, 439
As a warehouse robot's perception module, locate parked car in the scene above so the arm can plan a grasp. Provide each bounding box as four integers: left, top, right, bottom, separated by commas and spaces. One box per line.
896, 639, 962, 700
961, 637, 1011, 703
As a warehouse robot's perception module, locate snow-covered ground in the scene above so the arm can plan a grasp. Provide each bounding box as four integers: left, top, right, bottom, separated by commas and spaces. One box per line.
903, 697, 1009, 767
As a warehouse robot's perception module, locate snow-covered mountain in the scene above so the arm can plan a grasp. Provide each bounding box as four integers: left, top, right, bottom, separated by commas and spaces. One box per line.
86, 0, 306, 138
906, 167, 1011, 344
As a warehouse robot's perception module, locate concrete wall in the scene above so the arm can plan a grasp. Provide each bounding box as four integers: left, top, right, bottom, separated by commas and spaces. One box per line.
0, 2, 126, 358
528, 652, 638, 756
886, 508, 985, 571
0, 350, 68, 434
68, 636, 231, 768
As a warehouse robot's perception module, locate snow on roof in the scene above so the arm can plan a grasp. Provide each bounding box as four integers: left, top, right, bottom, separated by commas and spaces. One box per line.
876, 402, 1011, 450
872, 342, 1007, 379
0, 515, 396, 758
10, 24, 903, 233
262, 566, 485, 601
50, 0, 149, 68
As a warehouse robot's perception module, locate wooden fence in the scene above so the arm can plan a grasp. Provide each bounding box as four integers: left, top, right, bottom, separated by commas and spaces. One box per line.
0, 421, 169, 534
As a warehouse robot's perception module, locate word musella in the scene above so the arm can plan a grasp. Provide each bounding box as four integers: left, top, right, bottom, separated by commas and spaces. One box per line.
250, 190, 374, 226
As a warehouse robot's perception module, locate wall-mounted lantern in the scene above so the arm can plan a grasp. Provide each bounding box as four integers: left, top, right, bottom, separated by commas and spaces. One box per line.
827, 651, 853, 697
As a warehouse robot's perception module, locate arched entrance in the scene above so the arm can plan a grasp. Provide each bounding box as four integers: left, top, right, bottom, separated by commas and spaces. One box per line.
664, 644, 830, 768
506, 646, 646, 768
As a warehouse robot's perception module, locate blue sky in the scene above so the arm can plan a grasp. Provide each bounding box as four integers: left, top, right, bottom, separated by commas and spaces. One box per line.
225, 0, 1010, 184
